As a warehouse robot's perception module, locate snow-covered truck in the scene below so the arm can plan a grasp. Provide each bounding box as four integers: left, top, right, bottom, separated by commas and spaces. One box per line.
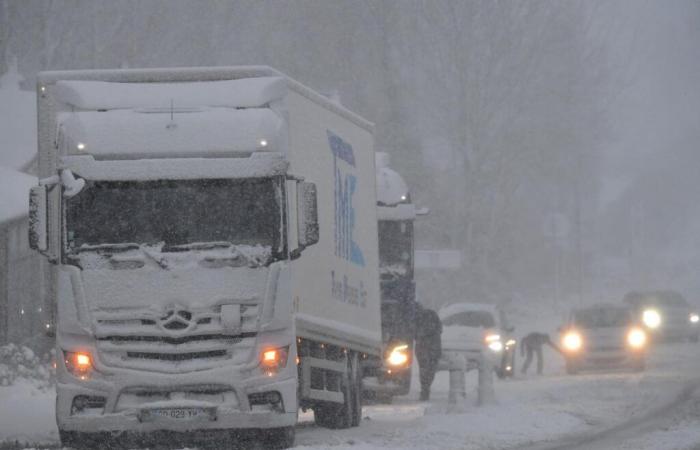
28, 66, 381, 448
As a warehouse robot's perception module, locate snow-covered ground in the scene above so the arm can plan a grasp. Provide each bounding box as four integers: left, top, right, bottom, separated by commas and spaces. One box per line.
2, 340, 699, 449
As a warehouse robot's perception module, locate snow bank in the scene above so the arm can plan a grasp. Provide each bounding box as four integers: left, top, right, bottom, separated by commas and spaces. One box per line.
54, 77, 286, 110
0, 166, 36, 223
0, 344, 52, 387
0, 379, 57, 443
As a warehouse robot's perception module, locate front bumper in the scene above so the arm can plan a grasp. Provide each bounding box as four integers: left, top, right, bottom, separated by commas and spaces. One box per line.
567, 349, 645, 369
56, 367, 297, 434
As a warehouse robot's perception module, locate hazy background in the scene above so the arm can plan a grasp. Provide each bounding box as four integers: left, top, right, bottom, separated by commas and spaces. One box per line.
2, 0, 698, 310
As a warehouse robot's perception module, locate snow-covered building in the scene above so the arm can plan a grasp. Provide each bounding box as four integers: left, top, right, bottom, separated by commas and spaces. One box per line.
0, 60, 45, 348
0, 167, 46, 347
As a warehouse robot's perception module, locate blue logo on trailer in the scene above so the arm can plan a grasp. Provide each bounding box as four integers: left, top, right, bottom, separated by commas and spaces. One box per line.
328, 130, 365, 267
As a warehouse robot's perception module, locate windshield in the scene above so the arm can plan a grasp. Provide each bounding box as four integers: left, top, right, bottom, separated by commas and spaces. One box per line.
442, 311, 496, 328
378, 220, 413, 279
65, 177, 285, 258
573, 308, 632, 328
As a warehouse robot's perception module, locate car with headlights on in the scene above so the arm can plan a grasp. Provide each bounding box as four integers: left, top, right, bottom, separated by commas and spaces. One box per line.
560, 304, 647, 374
438, 303, 516, 378
623, 291, 699, 342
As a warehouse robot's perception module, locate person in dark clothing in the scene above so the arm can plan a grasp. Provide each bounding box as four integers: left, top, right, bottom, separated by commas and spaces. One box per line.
520, 332, 561, 375
414, 306, 443, 401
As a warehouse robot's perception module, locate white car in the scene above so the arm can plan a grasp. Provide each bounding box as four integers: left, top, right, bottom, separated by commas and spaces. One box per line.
560, 304, 647, 374
438, 303, 516, 378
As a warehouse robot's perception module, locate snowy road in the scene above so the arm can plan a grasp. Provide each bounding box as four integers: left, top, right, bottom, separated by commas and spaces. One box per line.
2, 342, 699, 450
294, 342, 700, 450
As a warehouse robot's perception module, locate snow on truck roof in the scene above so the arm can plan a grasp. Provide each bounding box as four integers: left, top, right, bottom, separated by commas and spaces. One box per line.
58, 107, 284, 159
375, 152, 416, 220
53, 77, 286, 159
38, 66, 373, 132
54, 77, 287, 110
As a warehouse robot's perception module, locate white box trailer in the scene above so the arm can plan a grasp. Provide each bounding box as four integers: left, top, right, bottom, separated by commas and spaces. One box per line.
29, 66, 381, 448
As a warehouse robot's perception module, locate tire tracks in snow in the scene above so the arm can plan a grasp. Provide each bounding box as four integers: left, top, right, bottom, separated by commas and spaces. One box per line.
517, 378, 700, 450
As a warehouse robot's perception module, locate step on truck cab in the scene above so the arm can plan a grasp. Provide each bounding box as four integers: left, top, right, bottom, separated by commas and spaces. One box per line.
29, 66, 381, 449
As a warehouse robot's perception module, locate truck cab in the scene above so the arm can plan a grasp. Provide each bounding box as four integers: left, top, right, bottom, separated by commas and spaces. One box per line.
29, 67, 381, 448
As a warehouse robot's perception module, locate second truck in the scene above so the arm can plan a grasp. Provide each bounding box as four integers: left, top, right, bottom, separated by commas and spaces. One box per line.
362, 152, 422, 402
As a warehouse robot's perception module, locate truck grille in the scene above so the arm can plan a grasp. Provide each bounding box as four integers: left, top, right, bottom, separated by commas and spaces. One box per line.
93, 304, 259, 373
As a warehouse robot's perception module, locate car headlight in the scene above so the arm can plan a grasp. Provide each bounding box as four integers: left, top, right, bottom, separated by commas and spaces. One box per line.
627, 328, 647, 349
642, 309, 661, 329
386, 344, 410, 367
485, 334, 503, 352
690, 313, 699, 324
562, 331, 583, 352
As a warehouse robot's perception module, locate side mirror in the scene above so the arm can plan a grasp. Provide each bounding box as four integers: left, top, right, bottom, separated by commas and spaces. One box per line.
29, 185, 49, 253
297, 181, 319, 248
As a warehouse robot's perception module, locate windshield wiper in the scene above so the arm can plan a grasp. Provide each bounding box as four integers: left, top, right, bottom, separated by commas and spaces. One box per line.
74, 243, 141, 253
161, 241, 233, 252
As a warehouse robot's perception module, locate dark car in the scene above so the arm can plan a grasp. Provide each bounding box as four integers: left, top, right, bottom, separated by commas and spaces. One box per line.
623, 291, 699, 342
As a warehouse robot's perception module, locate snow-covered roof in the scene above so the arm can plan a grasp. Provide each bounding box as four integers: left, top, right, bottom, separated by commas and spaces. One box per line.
54, 77, 286, 110
61, 154, 289, 181
375, 152, 409, 206
0, 61, 37, 169
439, 302, 499, 320
0, 166, 35, 223
57, 107, 284, 159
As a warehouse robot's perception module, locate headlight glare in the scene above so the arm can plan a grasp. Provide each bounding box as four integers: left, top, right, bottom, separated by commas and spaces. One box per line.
627, 328, 647, 349
689, 313, 699, 324
64, 350, 94, 379
488, 341, 504, 352
260, 346, 289, 376
387, 344, 410, 367
642, 309, 661, 329
562, 332, 583, 352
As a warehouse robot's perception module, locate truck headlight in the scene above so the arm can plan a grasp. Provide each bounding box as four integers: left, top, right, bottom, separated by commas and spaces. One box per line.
485, 334, 503, 352
387, 344, 410, 367
642, 309, 661, 329
690, 313, 699, 324
627, 328, 647, 349
63, 351, 94, 380
562, 332, 583, 352
260, 346, 289, 376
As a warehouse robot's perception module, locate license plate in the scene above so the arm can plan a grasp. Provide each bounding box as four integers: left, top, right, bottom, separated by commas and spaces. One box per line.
140, 407, 214, 422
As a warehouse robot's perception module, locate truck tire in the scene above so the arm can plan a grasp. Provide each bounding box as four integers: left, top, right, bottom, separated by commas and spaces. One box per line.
60, 431, 121, 450
263, 426, 296, 449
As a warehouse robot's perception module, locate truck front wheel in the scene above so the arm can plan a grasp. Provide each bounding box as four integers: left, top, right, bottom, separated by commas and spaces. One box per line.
263, 426, 296, 449
314, 352, 362, 429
